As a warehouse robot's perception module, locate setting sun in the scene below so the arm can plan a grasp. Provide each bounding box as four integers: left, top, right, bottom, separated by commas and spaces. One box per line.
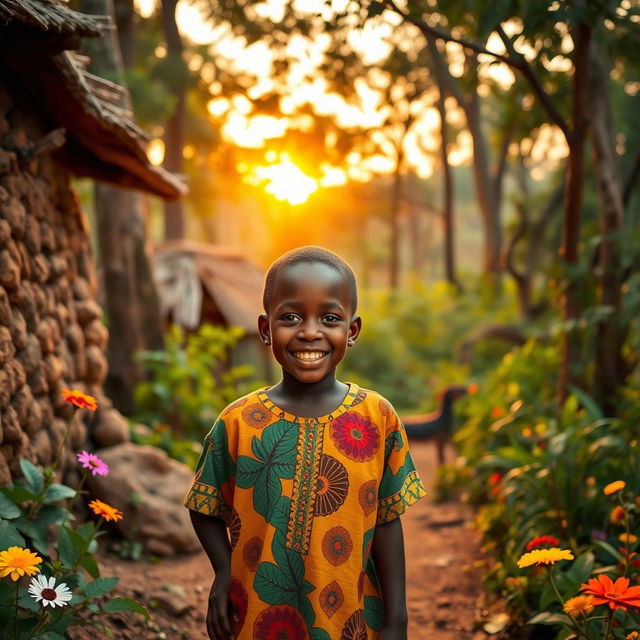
249, 161, 318, 205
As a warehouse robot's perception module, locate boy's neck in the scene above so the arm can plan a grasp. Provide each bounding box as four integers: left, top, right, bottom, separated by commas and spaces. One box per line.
267, 370, 349, 417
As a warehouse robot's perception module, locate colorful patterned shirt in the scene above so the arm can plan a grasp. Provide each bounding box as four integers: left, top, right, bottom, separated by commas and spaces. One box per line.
184, 383, 426, 639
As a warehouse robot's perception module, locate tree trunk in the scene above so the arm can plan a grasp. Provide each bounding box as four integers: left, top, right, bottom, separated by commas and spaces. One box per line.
588, 43, 626, 414
161, 0, 186, 240
556, 19, 591, 404
389, 149, 403, 290
435, 82, 459, 290
79, 0, 165, 414
427, 41, 501, 278
113, 0, 135, 67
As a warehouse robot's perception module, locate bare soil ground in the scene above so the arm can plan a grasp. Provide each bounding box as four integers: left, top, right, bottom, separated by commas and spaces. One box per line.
68, 441, 486, 639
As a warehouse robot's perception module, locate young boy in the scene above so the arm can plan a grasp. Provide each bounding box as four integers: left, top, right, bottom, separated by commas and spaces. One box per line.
185, 246, 426, 640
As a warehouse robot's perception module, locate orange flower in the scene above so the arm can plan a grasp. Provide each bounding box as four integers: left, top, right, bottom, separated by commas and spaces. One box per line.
581, 574, 640, 611
491, 407, 505, 419
619, 533, 638, 544
62, 388, 98, 411
467, 383, 479, 395
610, 505, 626, 525
563, 595, 594, 618
0, 547, 42, 581
603, 481, 625, 496
88, 499, 123, 522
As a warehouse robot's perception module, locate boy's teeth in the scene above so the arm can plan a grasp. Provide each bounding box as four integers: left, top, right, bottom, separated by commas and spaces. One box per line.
294, 351, 325, 360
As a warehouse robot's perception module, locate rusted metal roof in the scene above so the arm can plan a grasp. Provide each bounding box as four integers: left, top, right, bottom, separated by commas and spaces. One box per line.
152, 241, 265, 333
0, 0, 186, 199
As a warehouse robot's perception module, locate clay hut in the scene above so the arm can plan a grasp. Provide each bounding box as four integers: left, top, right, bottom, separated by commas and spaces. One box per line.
151, 240, 273, 381
0, 0, 184, 485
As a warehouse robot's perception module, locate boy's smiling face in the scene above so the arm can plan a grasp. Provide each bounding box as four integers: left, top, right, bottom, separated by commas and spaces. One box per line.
259, 261, 361, 384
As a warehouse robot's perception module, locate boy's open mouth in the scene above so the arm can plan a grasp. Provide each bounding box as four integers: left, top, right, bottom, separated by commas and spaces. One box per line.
292, 351, 328, 362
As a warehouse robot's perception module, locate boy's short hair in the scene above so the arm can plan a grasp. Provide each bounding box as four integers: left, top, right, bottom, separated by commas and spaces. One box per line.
263, 246, 358, 313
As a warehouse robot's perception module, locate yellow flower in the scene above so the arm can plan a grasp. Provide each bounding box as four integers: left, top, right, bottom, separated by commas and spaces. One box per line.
626, 632, 639, 640
619, 533, 638, 544
563, 595, 594, 618
88, 499, 123, 522
0, 547, 43, 581
517, 547, 574, 568
604, 481, 626, 496
610, 505, 626, 525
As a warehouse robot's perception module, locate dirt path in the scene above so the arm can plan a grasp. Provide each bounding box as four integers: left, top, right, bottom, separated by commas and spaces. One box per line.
69, 441, 484, 639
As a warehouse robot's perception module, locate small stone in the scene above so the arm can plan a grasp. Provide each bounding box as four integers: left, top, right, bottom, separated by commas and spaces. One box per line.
150, 588, 190, 617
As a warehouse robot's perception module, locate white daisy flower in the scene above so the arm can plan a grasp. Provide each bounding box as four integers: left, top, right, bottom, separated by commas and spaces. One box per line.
28, 574, 73, 608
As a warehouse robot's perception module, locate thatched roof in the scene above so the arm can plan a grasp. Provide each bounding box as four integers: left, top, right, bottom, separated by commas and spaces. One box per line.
0, 0, 186, 199
152, 241, 265, 333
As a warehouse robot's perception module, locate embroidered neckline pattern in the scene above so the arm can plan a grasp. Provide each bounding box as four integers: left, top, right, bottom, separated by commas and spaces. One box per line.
256, 383, 359, 425
286, 418, 325, 554
254, 384, 359, 555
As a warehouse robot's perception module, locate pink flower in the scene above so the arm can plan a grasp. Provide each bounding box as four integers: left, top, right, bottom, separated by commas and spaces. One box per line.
76, 451, 109, 477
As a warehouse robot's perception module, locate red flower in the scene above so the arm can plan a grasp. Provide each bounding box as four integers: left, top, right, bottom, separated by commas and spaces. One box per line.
330, 412, 380, 462
581, 574, 640, 611
253, 605, 308, 640
526, 535, 561, 551
62, 388, 97, 411
488, 473, 502, 485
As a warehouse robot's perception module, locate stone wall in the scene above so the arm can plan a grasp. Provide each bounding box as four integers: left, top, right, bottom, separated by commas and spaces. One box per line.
0, 79, 120, 485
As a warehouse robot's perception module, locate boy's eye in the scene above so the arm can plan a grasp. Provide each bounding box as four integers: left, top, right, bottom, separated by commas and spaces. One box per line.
323, 314, 341, 323
280, 313, 300, 322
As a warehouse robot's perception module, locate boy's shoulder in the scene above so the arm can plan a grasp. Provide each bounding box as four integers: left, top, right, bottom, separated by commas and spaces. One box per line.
350, 385, 398, 418
217, 387, 264, 422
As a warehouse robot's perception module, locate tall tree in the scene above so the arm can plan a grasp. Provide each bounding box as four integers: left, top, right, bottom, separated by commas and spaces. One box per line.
79, 0, 166, 414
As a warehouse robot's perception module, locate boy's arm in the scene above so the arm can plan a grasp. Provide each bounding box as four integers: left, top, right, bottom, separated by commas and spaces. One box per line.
189, 510, 236, 640
372, 517, 408, 639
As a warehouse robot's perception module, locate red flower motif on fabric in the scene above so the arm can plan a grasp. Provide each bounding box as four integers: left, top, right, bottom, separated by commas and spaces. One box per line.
358, 479, 377, 516
243, 536, 263, 571
322, 526, 353, 566
229, 576, 248, 633
253, 605, 308, 640
315, 455, 349, 516
330, 412, 380, 462
242, 403, 273, 429
319, 580, 344, 619
341, 609, 367, 640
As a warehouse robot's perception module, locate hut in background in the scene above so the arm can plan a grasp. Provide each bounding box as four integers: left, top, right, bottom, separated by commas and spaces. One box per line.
0, 0, 183, 484
152, 240, 273, 382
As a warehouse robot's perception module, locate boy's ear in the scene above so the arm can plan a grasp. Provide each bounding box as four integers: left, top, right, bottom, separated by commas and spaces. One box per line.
347, 315, 362, 347
258, 313, 271, 346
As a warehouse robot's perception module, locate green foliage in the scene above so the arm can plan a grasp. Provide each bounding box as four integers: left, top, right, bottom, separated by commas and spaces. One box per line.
440, 335, 640, 637
341, 278, 522, 410
133, 324, 255, 441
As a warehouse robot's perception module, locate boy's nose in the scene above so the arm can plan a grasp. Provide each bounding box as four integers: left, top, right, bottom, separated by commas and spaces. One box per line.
298, 320, 323, 339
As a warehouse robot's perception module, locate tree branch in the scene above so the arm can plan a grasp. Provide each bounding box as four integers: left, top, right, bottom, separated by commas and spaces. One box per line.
382, 0, 570, 139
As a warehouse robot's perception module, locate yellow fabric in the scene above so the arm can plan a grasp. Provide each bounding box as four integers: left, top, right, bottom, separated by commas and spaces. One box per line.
184, 383, 426, 639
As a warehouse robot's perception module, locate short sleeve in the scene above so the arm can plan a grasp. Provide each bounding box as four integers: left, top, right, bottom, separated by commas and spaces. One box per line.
376, 402, 427, 525
184, 416, 237, 521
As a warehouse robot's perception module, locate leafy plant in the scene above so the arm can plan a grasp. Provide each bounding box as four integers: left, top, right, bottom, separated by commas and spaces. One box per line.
133, 323, 257, 440
0, 390, 148, 639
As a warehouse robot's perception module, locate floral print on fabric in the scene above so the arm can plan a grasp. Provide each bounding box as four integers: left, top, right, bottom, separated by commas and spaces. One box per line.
341, 609, 367, 640
322, 526, 353, 566
183, 384, 426, 640
320, 580, 344, 619
315, 455, 349, 516
330, 412, 380, 462
254, 605, 308, 640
